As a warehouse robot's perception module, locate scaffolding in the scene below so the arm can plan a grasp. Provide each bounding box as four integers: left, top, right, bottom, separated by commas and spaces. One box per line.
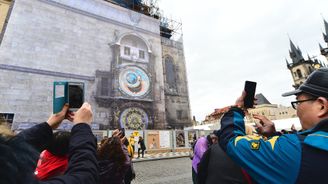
159, 16, 182, 40
104, 0, 182, 40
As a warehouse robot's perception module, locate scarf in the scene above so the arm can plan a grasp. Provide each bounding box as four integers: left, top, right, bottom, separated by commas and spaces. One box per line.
34, 150, 68, 180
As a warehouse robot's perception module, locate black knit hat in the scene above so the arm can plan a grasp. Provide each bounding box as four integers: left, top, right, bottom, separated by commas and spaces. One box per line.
282, 67, 328, 98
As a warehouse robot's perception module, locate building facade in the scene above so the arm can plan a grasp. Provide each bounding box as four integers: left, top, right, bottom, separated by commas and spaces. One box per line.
162, 37, 191, 129
203, 93, 296, 125
0, 0, 192, 130
286, 20, 328, 89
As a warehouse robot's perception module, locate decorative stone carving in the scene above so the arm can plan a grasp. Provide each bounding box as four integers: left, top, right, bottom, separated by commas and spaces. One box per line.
129, 10, 141, 26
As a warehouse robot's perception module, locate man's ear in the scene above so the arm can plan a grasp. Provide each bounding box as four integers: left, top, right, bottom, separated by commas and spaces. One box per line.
317, 97, 328, 118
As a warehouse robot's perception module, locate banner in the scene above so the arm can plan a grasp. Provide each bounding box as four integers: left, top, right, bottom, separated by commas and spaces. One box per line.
176, 130, 185, 147
159, 131, 171, 148
147, 131, 160, 149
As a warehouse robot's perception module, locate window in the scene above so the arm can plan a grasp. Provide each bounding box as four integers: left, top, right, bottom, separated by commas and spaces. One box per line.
124, 46, 130, 56
308, 67, 313, 73
177, 110, 183, 120
0, 113, 14, 126
165, 56, 177, 90
120, 35, 149, 62
139, 50, 145, 59
101, 77, 109, 96
296, 69, 303, 78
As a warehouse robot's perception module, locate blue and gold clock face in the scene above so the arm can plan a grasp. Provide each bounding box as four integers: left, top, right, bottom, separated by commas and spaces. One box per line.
119, 67, 150, 97
120, 107, 149, 129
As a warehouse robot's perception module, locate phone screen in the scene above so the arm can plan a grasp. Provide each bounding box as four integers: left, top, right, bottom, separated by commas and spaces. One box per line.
68, 83, 84, 109
244, 81, 257, 108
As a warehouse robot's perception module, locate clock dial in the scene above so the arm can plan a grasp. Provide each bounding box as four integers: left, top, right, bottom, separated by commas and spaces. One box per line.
120, 107, 149, 129
119, 66, 150, 97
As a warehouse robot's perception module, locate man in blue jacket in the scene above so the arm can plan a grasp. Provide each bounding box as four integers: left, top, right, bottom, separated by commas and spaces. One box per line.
218, 68, 328, 183
0, 103, 98, 184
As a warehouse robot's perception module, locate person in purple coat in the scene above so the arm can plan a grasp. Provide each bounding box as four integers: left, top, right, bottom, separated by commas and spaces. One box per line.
192, 136, 209, 184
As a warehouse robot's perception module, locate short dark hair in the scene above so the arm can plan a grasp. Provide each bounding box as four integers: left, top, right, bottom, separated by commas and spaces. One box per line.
206, 134, 213, 145
47, 131, 71, 156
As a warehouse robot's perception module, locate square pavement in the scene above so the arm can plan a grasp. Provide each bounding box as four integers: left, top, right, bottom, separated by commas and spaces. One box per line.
132, 151, 190, 162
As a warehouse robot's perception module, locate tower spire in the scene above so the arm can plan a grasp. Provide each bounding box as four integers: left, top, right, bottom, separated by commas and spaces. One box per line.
289, 39, 304, 64
285, 58, 290, 68
323, 19, 328, 43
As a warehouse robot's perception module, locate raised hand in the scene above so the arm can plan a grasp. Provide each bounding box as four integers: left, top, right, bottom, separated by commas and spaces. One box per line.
253, 114, 276, 137
69, 103, 93, 125
47, 104, 71, 129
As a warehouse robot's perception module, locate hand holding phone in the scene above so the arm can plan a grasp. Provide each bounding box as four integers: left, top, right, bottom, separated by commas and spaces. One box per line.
119, 128, 125, 138
53, 81, 84, 113
244, 81, 257, 108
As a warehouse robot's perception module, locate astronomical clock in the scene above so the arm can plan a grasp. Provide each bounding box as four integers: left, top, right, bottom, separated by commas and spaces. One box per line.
109, 33, 154, 130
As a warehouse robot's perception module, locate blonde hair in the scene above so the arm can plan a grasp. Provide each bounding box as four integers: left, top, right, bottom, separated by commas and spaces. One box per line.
0, 117, 14, 138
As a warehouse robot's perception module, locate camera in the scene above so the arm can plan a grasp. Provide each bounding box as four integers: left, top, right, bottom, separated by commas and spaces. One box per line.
53, 81, 85, 113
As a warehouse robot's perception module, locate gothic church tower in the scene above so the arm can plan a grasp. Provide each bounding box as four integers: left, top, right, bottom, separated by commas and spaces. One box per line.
320, 19, 328, 61
286, 40, 321, 89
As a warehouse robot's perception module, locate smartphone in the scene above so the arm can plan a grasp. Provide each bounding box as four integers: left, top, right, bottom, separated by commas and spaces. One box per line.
68, 82, 84, 111
120, 128, 125, 138
244, 81, 257, 108
53, 81, 84, 113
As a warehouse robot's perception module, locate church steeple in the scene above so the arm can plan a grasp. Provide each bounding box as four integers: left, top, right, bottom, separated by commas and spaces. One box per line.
285, 20, 328, 90
323, 19, 328, 43
286, 39, 318, 89
321, 19, 328, 60
289, 39, 304, 64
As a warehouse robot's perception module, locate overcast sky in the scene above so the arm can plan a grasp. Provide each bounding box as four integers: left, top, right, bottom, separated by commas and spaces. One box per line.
158, 0, 328, 121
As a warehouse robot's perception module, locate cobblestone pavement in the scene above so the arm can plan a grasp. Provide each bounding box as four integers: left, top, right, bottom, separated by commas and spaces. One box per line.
132, 157, 192, 184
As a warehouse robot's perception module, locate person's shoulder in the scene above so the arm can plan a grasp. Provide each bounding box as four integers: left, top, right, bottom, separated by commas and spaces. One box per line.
0, 136, 39, 184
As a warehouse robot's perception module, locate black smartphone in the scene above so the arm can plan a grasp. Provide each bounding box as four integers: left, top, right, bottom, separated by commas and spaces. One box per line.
244, 81, 257, 108
119, 128, 125, 138
68, 82, 84, 111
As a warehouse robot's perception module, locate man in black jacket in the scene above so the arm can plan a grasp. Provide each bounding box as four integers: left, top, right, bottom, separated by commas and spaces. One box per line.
0, 103, 98, 184
197, 132, 249, 184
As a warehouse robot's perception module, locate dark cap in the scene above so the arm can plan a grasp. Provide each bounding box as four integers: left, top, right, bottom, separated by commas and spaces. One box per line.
282, 67, 328, 98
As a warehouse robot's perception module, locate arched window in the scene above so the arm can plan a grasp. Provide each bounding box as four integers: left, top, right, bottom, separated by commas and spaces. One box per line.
296, 69, 303, 78
120, 34, 149, 62
165, 56, 177, 90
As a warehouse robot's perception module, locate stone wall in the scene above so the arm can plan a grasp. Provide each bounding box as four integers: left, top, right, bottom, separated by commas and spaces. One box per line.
161, 37, 192, 128
0, 0, 165, 129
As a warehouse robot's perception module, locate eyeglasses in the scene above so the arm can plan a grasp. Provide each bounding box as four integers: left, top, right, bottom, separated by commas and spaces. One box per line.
291, 98, 317, 109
